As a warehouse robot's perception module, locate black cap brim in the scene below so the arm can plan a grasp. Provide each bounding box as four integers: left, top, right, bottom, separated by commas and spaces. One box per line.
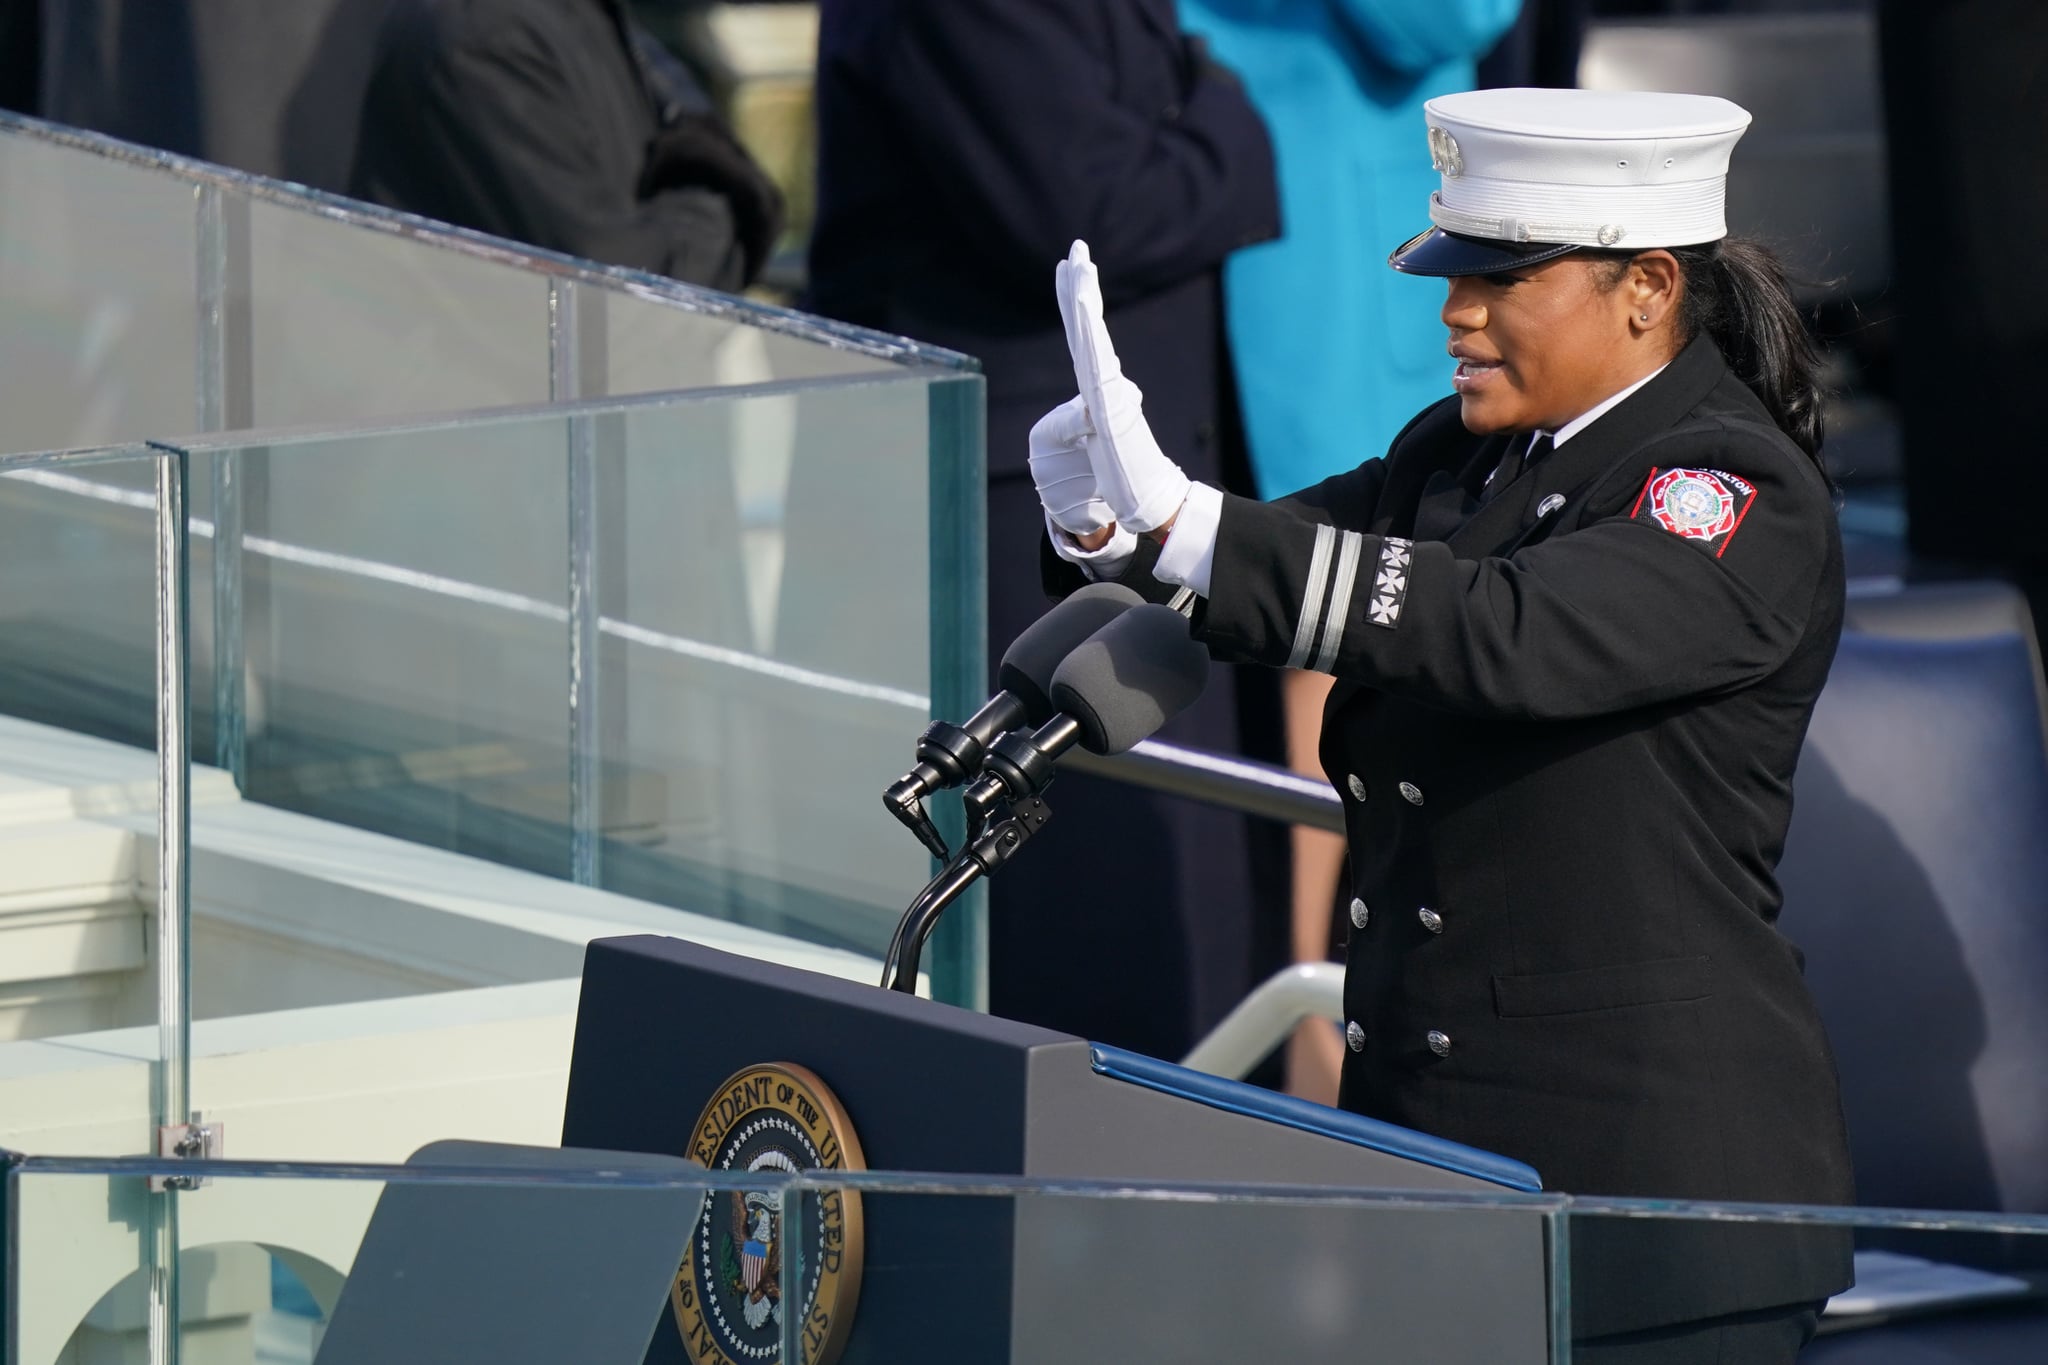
1387, 227, 1580, 278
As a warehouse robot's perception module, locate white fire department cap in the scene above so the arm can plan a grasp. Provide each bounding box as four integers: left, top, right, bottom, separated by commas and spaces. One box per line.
1389, 88, 1752, 277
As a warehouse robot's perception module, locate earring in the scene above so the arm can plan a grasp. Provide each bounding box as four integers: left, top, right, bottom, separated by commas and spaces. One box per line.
1639, 313, 1650, 322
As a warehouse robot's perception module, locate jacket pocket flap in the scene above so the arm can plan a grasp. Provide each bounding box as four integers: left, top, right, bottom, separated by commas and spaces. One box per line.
1493, 955, 1713, 1018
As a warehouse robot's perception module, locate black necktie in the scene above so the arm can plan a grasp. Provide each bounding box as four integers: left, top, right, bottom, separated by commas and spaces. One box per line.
1483, 432, 1552, 502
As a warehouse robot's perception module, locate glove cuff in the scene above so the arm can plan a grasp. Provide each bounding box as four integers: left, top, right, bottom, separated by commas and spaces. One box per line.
1118, 470, 1193, 535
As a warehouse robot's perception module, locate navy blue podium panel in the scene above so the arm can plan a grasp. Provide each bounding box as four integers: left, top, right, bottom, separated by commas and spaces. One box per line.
563, 936, 1075, 1364
562, 935, 1549, 1364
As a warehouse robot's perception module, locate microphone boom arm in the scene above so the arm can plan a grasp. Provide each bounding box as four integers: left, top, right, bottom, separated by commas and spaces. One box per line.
880, 794, 1053, 993
883, 694, 1033, 859
963, 713, 1081, 843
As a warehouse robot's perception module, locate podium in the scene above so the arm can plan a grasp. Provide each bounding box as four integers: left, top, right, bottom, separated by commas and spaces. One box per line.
562, 934, 1553, 1364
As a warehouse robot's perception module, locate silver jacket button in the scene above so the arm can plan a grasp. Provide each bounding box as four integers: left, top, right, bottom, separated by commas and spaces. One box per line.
1399, 781, 1424, 806
1346, 1021, 1367, 1052
1426, 1029, 1452, 1058
1350, 897, 1370, 929
1346, 773, 1369, 803
1418, 907, 1443, 934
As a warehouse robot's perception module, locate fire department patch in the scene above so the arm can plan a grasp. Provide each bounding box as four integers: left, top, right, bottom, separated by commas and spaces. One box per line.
1630, 467, 1758, 558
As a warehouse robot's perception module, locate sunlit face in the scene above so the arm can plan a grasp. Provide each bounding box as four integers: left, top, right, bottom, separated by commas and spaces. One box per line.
1443, 254, 1670, 436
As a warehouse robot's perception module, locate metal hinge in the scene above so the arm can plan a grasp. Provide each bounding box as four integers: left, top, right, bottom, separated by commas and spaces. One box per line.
151, 1115, 223, 1192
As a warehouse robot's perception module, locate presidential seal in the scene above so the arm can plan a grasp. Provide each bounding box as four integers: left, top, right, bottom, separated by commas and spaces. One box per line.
672, 1063, 865, 1365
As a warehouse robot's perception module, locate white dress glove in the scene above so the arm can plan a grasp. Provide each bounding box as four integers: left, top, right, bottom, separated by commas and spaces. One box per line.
1055, 239, 1191, 534
1030, 395, 1139, 573
1028, 396, 1115, 536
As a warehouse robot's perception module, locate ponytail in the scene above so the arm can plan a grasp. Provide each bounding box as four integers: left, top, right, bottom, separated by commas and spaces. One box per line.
1669, 238, 1829, 466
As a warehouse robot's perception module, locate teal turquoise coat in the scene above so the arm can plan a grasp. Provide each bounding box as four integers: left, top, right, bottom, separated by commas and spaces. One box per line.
1180, 0, 1521, 496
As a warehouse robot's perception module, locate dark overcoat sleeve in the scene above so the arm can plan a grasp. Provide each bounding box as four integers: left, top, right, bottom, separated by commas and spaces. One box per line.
352, 6, 747, 290
875, 0, 1279, 303
1195, 419, 1833, 719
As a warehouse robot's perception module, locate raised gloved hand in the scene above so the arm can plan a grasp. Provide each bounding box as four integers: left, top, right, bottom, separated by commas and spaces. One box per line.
1029, 396, 1116, 537
1055, 240, 1190, 534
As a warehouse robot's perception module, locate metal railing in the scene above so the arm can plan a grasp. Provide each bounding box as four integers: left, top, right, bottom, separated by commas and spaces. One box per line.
1062, 734, 1348, 1079
1063, 738, 1344, 832
1178, 962, 1344, 1079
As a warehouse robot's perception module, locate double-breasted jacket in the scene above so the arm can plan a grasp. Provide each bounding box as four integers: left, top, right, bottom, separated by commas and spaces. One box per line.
1071, 334, 1856, 1325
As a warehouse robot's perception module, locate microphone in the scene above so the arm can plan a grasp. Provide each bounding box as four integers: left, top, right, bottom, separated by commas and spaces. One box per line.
962, 602, 1209, 821
884, 582, 1143, 857
881, 603, 1209, 993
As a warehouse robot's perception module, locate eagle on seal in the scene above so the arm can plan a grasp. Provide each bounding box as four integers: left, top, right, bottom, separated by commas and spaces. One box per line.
729, 1190, 781, 1306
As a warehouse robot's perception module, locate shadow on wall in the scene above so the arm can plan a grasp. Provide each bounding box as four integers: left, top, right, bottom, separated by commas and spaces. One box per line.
1775, 615, 2048, 1266
1777, 750, 1999, 1215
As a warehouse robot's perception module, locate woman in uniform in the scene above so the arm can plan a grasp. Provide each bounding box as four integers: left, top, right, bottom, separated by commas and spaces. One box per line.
1027, 88, 1854, 1361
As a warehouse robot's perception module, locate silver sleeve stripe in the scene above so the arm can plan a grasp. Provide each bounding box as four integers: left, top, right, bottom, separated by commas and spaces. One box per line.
1311, 530, 1365, 673
1167, 586, 1196, 617
1284, 523, 1338, 669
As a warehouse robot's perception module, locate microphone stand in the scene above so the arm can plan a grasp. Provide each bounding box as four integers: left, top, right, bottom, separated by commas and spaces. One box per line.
879, 792, 1052, 993
878, 715, 1082, 993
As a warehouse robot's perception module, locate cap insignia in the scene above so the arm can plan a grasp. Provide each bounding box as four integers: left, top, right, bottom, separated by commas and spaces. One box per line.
1596, 225, 1625, 247
1427, 127, 1464, 178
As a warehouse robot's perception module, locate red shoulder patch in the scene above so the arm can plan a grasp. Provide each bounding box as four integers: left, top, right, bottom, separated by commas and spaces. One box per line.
1628, 467, 1759, 559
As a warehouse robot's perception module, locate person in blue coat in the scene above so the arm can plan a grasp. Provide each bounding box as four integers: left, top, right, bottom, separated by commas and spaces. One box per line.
1176, 0, 1520, 1101
1181, 0, 1521, 497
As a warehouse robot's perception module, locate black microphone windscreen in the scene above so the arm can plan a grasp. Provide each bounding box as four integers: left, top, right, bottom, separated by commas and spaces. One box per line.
996, 582, 1145, 723
1047, 604, 1209, 756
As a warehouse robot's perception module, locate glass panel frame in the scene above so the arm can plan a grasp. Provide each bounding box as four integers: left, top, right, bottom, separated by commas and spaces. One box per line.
24, 1162, 2048, 1365
135, 372, 981, 1052
0, 106, 988, 994
0, 135, 201, 452
7, 1156, 1578, 1365
0, 126, 991, 1331
16, 1154, 2048, 1365
0, 110, 976, 465
0, 442, 190, 1365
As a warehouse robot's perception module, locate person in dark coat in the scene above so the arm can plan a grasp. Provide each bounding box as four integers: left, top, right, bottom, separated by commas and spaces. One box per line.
1036, 88, 1854, 1360
351, 0, 784, 291
806, 0, 1286, 1060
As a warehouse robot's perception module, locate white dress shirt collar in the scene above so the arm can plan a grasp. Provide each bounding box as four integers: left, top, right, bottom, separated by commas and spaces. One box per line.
1538, 362, 1669, 450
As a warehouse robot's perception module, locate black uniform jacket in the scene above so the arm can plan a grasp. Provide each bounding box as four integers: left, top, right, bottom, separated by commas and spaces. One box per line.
1069, 334, 1857, 1327
352, 0, 749, 290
